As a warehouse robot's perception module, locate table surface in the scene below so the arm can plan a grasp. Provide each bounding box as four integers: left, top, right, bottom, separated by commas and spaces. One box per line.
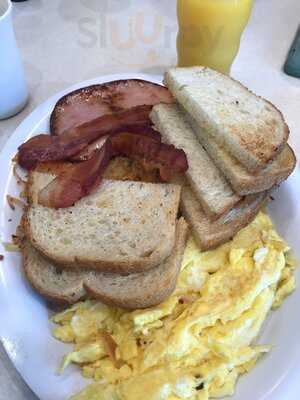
1, 0, 300, 399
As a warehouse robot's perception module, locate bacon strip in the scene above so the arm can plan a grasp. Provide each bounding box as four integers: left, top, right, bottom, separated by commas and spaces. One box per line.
38, 143, 112, 209
18, 105, 153, 170
71, 125, 161, 162
38, 132, 188, 209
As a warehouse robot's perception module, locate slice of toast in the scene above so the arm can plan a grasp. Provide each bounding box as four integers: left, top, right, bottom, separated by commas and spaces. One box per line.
22, 239, 86, 305
85, 217, 188, 309
154, 103, 296, 196
25, 178, 181, 274
165, 67, 289, 172
22, 218, 188, 309
150, 104, 240, 220
177, 177, 268, 251
189, 114, 296, 195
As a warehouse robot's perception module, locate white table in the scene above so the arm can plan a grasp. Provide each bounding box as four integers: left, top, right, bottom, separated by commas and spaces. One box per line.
0, 0, 299, 399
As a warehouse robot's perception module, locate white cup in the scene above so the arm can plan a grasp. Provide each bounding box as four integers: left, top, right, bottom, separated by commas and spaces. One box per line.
0, 0, 28, 119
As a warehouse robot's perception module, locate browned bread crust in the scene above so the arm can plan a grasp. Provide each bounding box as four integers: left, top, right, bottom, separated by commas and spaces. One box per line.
165, 67, 290, 172
22, 218, 188, 309
179, 178, 269, 251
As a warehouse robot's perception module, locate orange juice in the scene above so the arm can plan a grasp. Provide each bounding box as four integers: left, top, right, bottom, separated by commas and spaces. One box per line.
177, 0, 254, 74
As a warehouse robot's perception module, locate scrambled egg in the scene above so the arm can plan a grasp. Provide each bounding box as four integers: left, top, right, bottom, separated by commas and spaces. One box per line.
52, 212, 296, 400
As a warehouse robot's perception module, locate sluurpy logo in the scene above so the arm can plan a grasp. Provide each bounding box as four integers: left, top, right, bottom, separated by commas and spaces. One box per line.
56, 0, 177, 69
76, 0, 177, 65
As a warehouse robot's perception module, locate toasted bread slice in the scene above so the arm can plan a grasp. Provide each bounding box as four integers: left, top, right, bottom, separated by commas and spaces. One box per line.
179, 107, 296, 195
85, 218, 188, 309
191, 123, 296, 195
150, 104, 240, 219
22, 239, 86, 305
165, 67, 289, 172
22, 218, 188, 309
25, 179, 181, 274
177, 177, 268, 251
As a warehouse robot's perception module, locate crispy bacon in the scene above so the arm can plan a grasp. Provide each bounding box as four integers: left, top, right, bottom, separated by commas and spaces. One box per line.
50, 79, 174, 136
71, 125, 161, 161
38, 132, 188, 209
18, 106, 153, 170
71, 137, 107, 162
38, 143, 112, 209
17, 135, 85, 170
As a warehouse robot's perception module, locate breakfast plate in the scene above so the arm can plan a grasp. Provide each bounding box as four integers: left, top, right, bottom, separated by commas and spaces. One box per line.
0, 73, 300, 400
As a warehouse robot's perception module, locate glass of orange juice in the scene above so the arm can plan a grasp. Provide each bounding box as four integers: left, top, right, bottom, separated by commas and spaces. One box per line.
177, 0, 254, 74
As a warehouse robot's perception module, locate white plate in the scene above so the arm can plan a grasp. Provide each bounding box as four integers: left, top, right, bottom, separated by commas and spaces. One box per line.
0, 73, 300, 400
